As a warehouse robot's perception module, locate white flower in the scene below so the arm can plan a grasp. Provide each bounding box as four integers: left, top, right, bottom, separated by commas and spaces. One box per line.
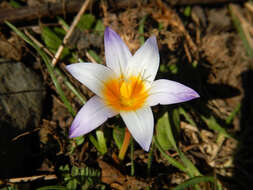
66, 27, 199, 151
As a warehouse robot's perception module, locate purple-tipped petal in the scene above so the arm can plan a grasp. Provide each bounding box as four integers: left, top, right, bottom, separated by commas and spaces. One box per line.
120, 107, 154, 151
147, 79, 200, 106
66, 62, 116, 97
104, 27, 132, 75
69, 96, 118, 138
126, 36, 159, 83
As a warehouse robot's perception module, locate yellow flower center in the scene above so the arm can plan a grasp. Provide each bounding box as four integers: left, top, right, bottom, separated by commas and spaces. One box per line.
103, 75, 149, 111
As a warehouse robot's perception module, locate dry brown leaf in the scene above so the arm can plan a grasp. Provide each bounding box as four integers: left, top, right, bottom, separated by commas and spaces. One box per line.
98, 160, 149, 190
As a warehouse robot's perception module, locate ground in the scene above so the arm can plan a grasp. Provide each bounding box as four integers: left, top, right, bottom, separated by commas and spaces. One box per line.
0, 0, 253, 189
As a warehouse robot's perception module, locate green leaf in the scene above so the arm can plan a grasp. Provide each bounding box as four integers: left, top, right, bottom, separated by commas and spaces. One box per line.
66, 178, 78, 190
71, 166, 79, 177
94, 20, 105, 35
183, 6, 191, 17
36, 186, 67, 190
225, 103, 241, 124
9, 0, 22, 8
53, 27, 66, 38
88, 132, 107, 155
74, 136, 85, 146
42, 26, 62, 51
87, 49, 102, 64
77, 14, 95, 30
156, 113, 172, 150
96, 130, 107, 154
168, 64, 178, 74
172, 176, 215, 190
57, 16, 70, 30
158, 113, 201, 177
138, 15, 147, 45
201, 115, 235, 139
172, 108, 181, 134
113, 126, 125, 150
59, 164, 70, 172
179, 107, 197, 126
153, 136, 186, 172
230, 4, 253, 61
41, 26, 69, 58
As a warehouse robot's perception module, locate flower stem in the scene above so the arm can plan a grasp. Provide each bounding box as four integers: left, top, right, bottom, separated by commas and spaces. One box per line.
118, 128, 131, 160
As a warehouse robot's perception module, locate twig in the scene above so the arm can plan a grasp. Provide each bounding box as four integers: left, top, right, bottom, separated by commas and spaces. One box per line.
0, 0, 84, 23
52, 0, 91, 66
0, 89, 45, 96
4, 174, 57, 184
24, 29, 54, 57
85, 51, 97, 63
12, 128, 40, 141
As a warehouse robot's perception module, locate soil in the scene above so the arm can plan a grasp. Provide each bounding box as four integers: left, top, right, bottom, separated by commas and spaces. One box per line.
0, 0, 253, 189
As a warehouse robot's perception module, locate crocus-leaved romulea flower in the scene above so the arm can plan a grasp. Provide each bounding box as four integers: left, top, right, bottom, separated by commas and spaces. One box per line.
66, 27, 199, 151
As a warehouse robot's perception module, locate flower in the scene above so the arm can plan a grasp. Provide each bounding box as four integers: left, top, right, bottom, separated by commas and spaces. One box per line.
66, 27, 199, 151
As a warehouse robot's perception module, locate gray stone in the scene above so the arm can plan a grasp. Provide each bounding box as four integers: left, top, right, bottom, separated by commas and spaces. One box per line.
0, 61, 45, 177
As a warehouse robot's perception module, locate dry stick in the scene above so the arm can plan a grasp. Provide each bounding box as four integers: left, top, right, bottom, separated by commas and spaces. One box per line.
0, 0, 84, 23
85, 51, 97, 63
24, 29, 54, 57
4, 174, 57, 183
52, 0, 91, 66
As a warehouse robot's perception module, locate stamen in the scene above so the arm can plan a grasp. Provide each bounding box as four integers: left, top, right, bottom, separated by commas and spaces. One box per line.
103, 75, 149, 111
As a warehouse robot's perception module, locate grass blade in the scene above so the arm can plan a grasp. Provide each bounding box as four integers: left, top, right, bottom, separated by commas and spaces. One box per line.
201, 115, 235, 140
172, 176, 215, 190
153, 136, 186, 172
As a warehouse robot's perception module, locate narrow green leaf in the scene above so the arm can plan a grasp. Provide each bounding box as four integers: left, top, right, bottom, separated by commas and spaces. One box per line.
230, 5, 253, 60
138, 15, 147, 45
147, 141, 153, 176
113, 126, 125, 150
88, 134, 101, 153
153, 136, 186, 172
130, 138, 135, 176
172, 108, 181, 134
54, 68, 86, 104
156, 113, 173, 150
36, 186, 67, 190
57, 16, 70, 30
225, 103, 241, 124
179, 107, 197, 126
87, 49, 102, 64
96, 130, 107, 154
201, 115, 235, 139
172, 176, 215, 190
159, 112, 201, 177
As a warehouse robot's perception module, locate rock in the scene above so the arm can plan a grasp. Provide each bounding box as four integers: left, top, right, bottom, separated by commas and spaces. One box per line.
0, 61, 45, 177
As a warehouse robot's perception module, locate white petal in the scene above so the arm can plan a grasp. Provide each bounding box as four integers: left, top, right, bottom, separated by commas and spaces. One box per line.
147, 79, 200, 106
126, 36, 159, 83
104, 27, 132, 75
66, 62, 116, 97
69, 96, 118, 138
120, 107, 154, 151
